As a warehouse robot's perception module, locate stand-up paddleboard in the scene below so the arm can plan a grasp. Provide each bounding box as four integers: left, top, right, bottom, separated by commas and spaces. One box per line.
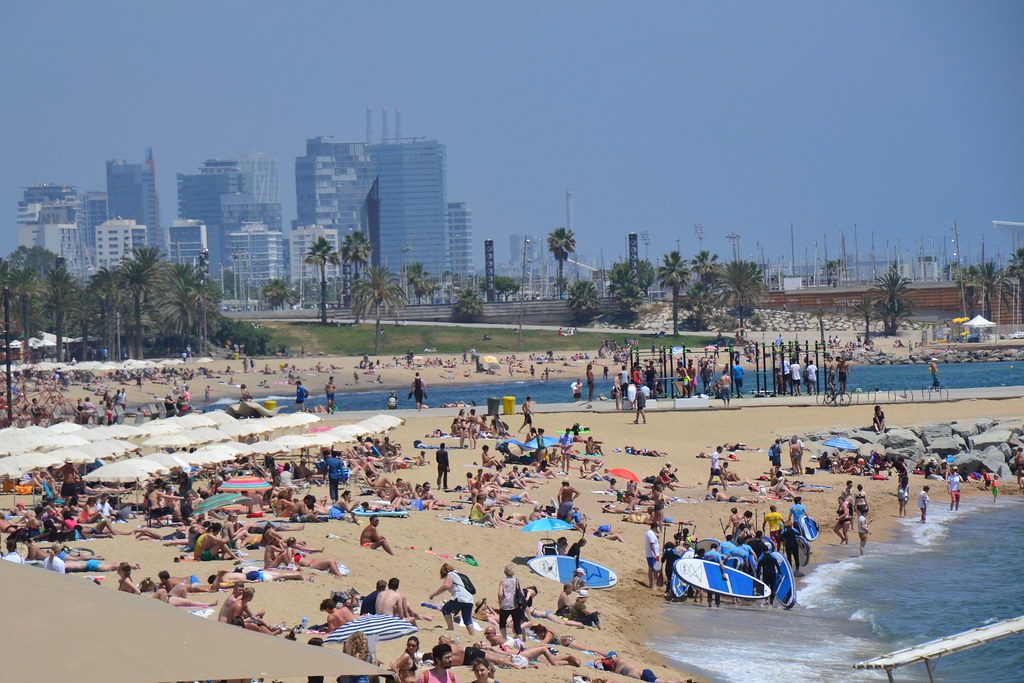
673, 558, 771, 600
798, 536, 812, 567
352, 509, 409, 518
670, 571, 688, 598
770, 551, 797, 609
693, 538, 721, 555
527, 555, 617, 589
798, 515, 819, 541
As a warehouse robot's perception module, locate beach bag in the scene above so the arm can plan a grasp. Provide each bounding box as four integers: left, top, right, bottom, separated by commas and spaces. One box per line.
455, 572, 477, 595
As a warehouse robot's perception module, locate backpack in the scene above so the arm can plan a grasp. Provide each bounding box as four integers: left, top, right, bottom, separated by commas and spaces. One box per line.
455, 571, 477, 595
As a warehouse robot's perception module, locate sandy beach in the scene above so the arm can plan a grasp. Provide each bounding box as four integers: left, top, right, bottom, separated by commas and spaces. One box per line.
58, 393, 1024, 683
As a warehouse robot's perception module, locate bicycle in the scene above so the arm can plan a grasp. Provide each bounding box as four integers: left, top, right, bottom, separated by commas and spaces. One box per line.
822, 387, 851, 406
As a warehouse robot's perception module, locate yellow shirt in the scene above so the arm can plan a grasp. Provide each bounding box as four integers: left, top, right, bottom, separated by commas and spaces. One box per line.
764, 511, 783, 532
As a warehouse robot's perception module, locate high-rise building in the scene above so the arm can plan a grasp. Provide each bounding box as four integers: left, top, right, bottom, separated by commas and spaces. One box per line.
105, 148, 160, 247
221, 193, 282, 234
446, 202, 473, 279
294, 138, 376, 234
79, 191, 108, 258
367, 139, 448, 273
94, 219, 148, 269
288, 225, 340, 284
238, 152, 279, 204
177, 159, 244, 272
16, 184, 86, 274
17, 223, 84, 273
167, 220, 208, 267
227, 223, 285, 295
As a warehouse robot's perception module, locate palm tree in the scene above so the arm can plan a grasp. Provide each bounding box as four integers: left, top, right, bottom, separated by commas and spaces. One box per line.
657, 250, 690, 335
159, 264, 203, 350
852, 295, 877, 343
261, 278, 293, 310
90, 267, 120, 359
960, 264, 980, 316
607, 261, 643, 322
305, 236, 337, 324
685, 282, 716, 331
452, 289, 484, 322
972, 261, 1011, 321
8, 266, 41, 352
341, 231, 372, 278
352, 266, 406, 354
718, 260, 767, 329
567, 279, 600, 322
546, 227, 576, 298
68, 285, 95, 361
405, 263, 435, 305
691, 250, 721, 286
119, 246, 163, 358
42, 265, 77, 362
823, 259, 843, 286
871, 268, 915, 335
1006, 248, 1024, 324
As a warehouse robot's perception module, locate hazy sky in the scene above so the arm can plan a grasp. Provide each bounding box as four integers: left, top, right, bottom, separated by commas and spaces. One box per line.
2, 1, 1022, 268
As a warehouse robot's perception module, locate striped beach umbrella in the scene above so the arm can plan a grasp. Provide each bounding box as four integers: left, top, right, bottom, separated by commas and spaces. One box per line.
324, 614, 417, 644
194, 492, 246, 515
219, 476, 272, 492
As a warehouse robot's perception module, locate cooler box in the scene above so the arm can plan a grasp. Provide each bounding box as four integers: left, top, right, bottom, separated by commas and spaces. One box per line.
487, 397, 501, 417
264, 399, 277, 410
502, 396, 516, 415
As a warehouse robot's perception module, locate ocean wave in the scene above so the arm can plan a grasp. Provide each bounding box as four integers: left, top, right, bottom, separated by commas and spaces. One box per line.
798, 556, 865, 609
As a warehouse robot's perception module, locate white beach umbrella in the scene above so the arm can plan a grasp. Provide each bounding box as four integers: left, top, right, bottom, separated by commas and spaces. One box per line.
142, 433, 198, 450
201, 411, 236, 427
84, 459, 168, 483
218, 421, 275, 438
267, 434, 319, 451
46, 448, 101, 465
144, 452, 195, 469
330, 424, 371, 439
134, 422, 184, 437
170, 413, 218, 429
240, 440, 290, 456
30, 433, 91, 451
46, 422, 86, 435
358, 415, 403, 433
82, 439, 140, 459
184, 427, 231, 444
0, 457, 26, 478
192, 357, 214, 364
192, 443, 244, 463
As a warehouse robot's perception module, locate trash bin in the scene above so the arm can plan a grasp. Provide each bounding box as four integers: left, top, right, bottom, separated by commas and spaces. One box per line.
487, 397, 501, 417
502, 396, 516, 415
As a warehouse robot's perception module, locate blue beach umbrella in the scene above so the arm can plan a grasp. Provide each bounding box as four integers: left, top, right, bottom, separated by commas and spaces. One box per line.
324, 614, 417, 644
822, 437, 860, 451
520, 518, 575, 533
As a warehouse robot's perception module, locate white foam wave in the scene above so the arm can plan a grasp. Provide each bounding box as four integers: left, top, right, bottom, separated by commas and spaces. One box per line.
798, 555, 865, 609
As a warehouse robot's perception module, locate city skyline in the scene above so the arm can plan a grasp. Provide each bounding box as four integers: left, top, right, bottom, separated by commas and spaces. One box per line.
2, 2, 1023, 270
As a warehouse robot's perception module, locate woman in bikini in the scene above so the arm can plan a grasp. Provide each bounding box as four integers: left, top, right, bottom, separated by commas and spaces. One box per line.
391, 636, 421, 683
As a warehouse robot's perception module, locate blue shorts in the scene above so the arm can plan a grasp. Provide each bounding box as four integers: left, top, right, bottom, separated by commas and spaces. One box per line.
646, 556, 657, 569
326, 393, 335, 402
85, 559, 101, 572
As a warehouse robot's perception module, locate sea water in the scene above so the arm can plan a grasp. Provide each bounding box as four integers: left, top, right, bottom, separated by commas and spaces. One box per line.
654, 498, 1024, 681
202, 361, 1024, 413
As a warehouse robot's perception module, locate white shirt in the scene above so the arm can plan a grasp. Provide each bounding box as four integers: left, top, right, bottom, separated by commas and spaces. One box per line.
947, 474, 960, 492
917, 491, 929, 509
97, 500, 114, 517
710, 451, 720, 470
805, 364, 817, 381
856, 515, 868, 534
790, 363, 801, 380
645, 529, 660, 558
447, 571, 473, 603
2, 551, 25, 564
43, 555, 66, 574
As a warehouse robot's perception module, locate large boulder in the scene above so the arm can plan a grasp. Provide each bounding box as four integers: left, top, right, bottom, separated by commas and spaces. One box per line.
969, 430, 1014, 451
951, 418, 995, 438
991, 420, 1023, 437
952, 446, 1006, 474
920, 424, 953, 446
883, 428, 923, 451
850, 430, 884, 444
926, 436, 965, 456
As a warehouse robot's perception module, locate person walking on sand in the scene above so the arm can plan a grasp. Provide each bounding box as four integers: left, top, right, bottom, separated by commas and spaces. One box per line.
436, 443, 450, 490
857, 512, 870, 555
947, 469, 961, 511
706, 446, 724, 490
324, 376, 336, 414
644, 522, 661, 590
633, 388, 647, 424
412, 372, 427, 410
917, 485, 930, 523
518, 396, 534, 434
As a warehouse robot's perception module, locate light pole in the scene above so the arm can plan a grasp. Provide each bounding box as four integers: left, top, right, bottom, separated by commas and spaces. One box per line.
694, 224, 704, 253
115, 310, 122, 361
517, 238, 530, 351
2, 283, 11, 425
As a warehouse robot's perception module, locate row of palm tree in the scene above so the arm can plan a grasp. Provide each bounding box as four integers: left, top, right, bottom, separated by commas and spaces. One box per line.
303, 232, 373, 324
0, 246, 220, 361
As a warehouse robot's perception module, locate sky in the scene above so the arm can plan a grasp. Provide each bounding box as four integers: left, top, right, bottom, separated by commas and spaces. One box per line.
1, 1, 1023, 270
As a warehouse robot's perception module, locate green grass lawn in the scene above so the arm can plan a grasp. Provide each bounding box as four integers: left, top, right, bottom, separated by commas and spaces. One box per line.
261, 322, 710, 356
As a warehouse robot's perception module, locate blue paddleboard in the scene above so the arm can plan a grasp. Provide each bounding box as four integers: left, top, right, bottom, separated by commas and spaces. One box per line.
673, 558, 771, 600
770, 551, 797, 609
798, 536, 812, 567
693, 538, 721, 555
798, 515, 819, 541
527, 555, 617, 589
670, 571, 688, 598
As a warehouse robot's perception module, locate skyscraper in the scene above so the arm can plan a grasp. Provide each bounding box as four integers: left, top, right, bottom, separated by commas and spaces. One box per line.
167, 220, 208, 267
94, 219, 148, 269
79, 191, 108, 261
16, 184, 86, 274
446, 202, 473, 279
288, 225, 340, 284
227, 223, 285, 297
238, 152, 279, 204
367, 139, 448, 273
106, 148, 160, 247
294, 138, 376, 234
177, 159, 244, 272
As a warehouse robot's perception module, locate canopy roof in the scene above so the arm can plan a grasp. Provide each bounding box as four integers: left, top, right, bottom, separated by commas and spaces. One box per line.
963, 315, 996, 327
0, 561, 386, 682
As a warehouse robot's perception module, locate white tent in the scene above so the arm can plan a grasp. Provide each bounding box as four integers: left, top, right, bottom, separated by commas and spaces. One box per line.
964, 315, 996, 327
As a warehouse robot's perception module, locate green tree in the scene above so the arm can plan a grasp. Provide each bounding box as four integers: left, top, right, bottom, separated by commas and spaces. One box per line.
717, 260, 767, 329
852, 295, 876, 343
1006, 248, 1024, 323
567, 279, 600, 323
657, 250, 690, 335
823, 259, 843, 286
7, 246, 56, 278
341, 231, 372, 278
405, 263, 436, 305
42, 264, 77, 362
261, 278, 294, 310
305, 236, 338, 324
90, 267, 120, 359
871, 268, 915, 335
493, 275, 520, 302
636, 259, 655, 296
685, 282, 715, 331
7, 266, 41, 351
607, 261, 644, 322
972, 261, 1011, 321
158, 264, 204, 349
452, 289, 484, 322
691, 250, 721, 286
352, 266, 407, 354
118, 246, 163, 358
546, 227, 576, 298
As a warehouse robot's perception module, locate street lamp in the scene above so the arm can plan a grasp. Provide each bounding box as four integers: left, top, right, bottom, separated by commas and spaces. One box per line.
517, 238, 531, 351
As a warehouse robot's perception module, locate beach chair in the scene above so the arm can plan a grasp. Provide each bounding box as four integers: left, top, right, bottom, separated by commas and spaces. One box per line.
113, 405, 126, 424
